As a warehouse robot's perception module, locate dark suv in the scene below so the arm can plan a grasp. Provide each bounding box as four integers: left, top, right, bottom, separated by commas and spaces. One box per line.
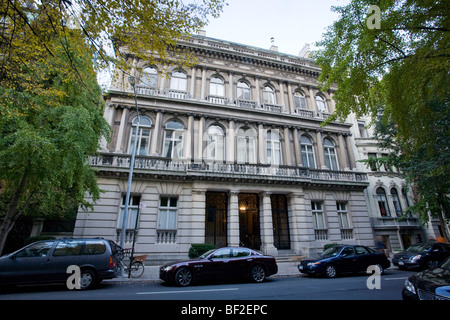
0, 238, 121, 289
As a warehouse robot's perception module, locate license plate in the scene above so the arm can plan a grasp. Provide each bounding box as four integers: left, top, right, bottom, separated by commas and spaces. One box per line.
299, 265, 303, 270
399, 261, 404, 265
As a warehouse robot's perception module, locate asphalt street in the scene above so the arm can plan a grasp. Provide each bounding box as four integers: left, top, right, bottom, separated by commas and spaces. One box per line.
0, 269, 415, 300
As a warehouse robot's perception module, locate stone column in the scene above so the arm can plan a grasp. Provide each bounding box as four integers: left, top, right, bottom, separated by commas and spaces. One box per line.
286, 82, 295, 114
293, 128, 302, 166
228, 71, 234, 103
259, 192, 277, 256
345, 134, 357, 170
196, 116, 205, 162
308, 86, 316, 112
190, 67, 196, 98
228, 191, 240, 247
149, 110, 162, 155
100, 105, 114, 151
288, 192, 312, 256
255, 76, 261, 106
191, 189, 207, 244
184, 114, 194, 161
315, 130, 326, 169
258, 123, 266, 164
115, 108, 128, 153
283, 126, 292, 166
338, 133, 350, 171
200, 67, 207, 100
226, 119, 235, 164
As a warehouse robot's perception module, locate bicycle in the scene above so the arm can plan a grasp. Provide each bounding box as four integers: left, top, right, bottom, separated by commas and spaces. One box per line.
116, 248, 146, 278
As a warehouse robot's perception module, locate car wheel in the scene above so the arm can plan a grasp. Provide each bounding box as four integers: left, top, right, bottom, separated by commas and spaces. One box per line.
175, 267, 193, 287
325, 265, 337, 278
374, 264, 384, 275
250, 265, 266, 283
79, 269, 97, 290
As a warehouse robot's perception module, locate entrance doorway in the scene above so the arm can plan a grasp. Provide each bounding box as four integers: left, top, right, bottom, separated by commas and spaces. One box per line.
271, 194, 290, 249
205, 192, 227, 247
238, 193, 261, 250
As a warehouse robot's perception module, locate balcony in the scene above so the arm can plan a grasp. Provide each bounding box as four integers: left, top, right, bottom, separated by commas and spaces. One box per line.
89, 154, 368, 187
370, 216, 421, 230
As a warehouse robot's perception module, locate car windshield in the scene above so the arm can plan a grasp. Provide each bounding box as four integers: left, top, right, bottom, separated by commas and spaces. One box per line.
321, 246, 343, 258
199, 249, 216, 259
405, 243, 432, 253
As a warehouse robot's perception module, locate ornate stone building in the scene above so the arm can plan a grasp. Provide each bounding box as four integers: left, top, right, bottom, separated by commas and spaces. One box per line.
74, 34, 374, 263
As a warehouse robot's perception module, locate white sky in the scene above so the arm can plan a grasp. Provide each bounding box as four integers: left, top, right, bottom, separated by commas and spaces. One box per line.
204, 0, 349, 56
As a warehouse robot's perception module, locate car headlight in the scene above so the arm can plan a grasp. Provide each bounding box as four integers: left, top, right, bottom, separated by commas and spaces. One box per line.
163, 266, 174, 272
404, 279, 416, 295
307, 262, 321, 267
410, 255, 422, 262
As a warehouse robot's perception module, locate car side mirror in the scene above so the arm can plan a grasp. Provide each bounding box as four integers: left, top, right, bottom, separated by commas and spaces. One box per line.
340, 253, 347, 258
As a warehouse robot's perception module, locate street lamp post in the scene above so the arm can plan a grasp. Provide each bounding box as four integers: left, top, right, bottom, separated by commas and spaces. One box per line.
119, 76, 140, 256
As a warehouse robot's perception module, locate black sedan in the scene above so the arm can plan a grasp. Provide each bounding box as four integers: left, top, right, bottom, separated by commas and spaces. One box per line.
392, 242, 450, 270
403, 257, 450, 300
159, 247, 278, 286
298, 245, 391, 278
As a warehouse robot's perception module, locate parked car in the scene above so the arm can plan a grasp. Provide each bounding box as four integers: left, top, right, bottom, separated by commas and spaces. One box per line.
298, 245, 391, 278
0, 238, 121, 289
160, 247, 278, 286
392, 242, 450, 270
402, 256, 450, 300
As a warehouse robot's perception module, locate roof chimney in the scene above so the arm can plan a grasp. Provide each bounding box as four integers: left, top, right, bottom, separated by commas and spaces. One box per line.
269, 37, 278, 51
299, 44, 312, 58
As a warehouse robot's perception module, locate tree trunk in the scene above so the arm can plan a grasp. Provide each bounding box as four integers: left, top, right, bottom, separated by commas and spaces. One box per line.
0, 171, 28, 255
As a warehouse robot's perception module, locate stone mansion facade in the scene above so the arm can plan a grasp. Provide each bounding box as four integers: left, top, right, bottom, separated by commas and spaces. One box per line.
74, 34, 380, 262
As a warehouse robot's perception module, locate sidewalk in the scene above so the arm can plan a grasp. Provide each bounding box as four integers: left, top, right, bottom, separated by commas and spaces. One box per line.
106, 261, 300, 282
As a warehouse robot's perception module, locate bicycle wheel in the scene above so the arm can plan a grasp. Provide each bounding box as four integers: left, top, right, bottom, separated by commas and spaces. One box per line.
129, 261, 145, 278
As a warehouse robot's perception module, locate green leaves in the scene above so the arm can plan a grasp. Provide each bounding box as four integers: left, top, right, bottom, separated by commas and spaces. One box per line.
315, 1, 449, 233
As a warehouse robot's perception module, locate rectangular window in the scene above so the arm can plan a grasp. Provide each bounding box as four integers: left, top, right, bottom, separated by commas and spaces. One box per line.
311, 201, 326, 229
358, 121, 368, 138
158, 197, 178, 230
312, 201, 327, 240
117, 195, 141, 229
337, 202, 350, 229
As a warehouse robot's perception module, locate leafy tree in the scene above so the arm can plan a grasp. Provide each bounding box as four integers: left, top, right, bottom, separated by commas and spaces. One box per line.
369, 97, 450, 241
0, 0, 225, 254
314, 0, 449, 241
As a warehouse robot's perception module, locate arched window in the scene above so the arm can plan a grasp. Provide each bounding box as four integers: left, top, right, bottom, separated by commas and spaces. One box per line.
128, 116, 152, 156
237, 81, 251, 100
209, 76, 225, 96
315, 95, 327, 112
267, 130, 282, 165
162, 120, 184, 159
300, 135, 315, 168
141, 67, 158, 88
391, 188, 403, 216
323, 138, 338, 170
294, 91, 307, 110
170, 70, 187, 91
236, 127, 256, 164
206, 125, 225, 162
262, 85, 275, 104
376, 188, 391, 217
